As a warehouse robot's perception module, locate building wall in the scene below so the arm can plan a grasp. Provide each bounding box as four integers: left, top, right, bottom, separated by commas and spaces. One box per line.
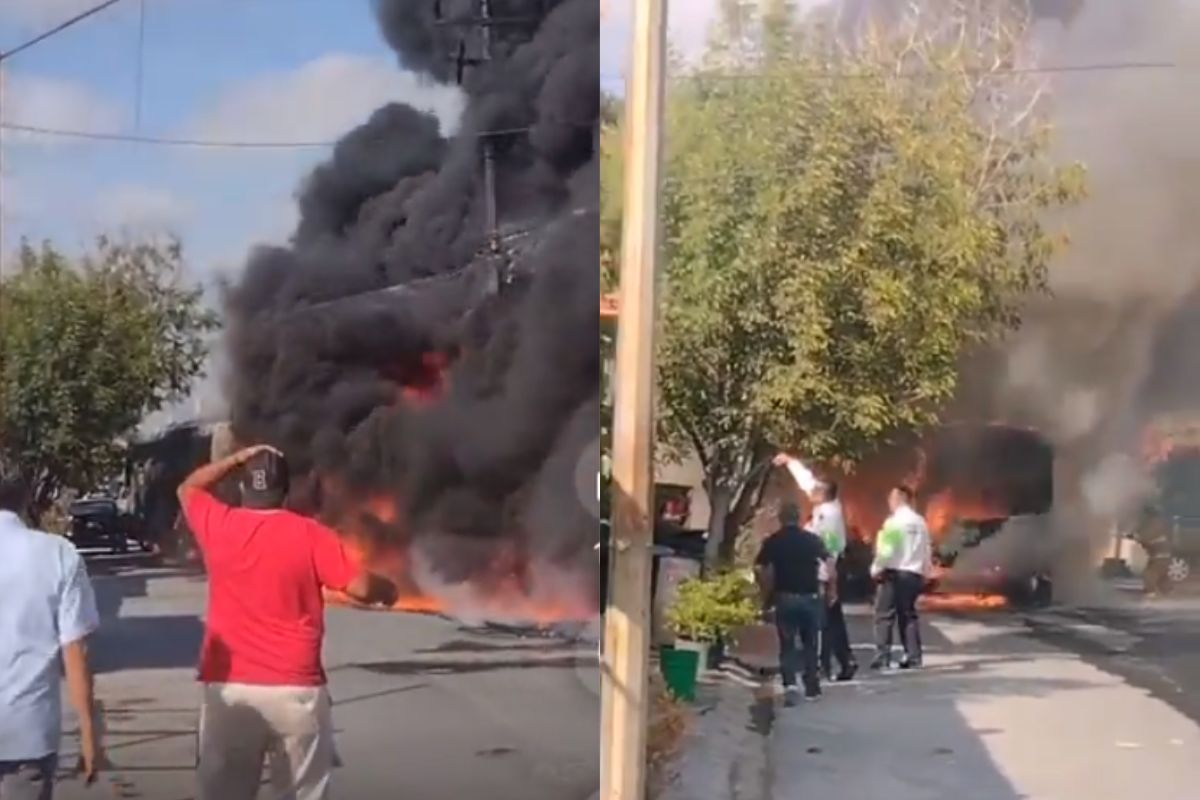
656, 451, 710, 530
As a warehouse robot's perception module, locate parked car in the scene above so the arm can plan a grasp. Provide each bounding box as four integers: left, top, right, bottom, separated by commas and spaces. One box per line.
1160, 515, 1200, 583
1147, 448, 1200, 584
67, 495, 151, 554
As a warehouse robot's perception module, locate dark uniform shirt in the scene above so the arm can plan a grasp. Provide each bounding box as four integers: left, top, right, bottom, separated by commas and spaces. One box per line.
756, 525, 829, 595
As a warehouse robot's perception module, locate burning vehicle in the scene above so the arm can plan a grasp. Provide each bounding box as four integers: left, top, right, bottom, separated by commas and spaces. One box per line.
218, 1, 600, 623
120, 420, 227, 562
1123, 420, 1200, 585
930, 515, 1055, 608
838, 422, 1056, 607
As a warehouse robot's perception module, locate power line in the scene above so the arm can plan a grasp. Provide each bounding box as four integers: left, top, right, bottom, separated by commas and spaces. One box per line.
0, 0, 127, 62
1, 0, 131, 283
1, 122, 335, 148
0, 121, 594, 148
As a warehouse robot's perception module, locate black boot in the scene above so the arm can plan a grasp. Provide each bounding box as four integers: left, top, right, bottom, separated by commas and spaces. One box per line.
836, 662, 859, 682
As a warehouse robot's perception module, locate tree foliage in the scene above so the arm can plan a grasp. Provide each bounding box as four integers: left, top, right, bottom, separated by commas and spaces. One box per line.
0, 237, 219, 513
600, 1, 1086, 563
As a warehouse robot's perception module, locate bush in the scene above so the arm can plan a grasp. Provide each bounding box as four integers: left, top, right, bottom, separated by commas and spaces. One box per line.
666, 570, 759, 643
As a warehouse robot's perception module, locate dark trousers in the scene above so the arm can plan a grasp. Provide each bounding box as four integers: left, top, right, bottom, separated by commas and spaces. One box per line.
0, 755, 56, 800
820, 598, 855, 674
874, 570, 924, 664
774, 592, 822, 688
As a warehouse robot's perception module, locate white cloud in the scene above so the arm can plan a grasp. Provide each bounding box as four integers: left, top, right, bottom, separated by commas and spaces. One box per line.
93, 184, 190, 232
186, 53, 463, 144
0, 72, 123, 138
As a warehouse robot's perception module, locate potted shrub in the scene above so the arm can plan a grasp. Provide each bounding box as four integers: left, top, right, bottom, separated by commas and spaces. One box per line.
665, 571, 758, 681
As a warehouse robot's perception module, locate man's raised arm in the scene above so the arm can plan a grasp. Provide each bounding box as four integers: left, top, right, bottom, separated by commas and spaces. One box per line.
177, 444, 280, 504
772, 452, 818, 496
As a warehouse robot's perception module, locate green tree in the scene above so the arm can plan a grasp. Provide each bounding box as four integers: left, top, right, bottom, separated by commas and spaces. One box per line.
600, 4, 1085, 565
0, 237, 219, 517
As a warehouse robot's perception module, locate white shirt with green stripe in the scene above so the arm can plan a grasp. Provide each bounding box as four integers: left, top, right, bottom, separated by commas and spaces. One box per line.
809, 500, 846, 560
872, 504, 933, 578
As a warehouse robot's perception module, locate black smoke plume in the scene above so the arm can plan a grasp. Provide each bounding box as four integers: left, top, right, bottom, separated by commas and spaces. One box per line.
222, 0, 599, 613
829, 1, 1200, 596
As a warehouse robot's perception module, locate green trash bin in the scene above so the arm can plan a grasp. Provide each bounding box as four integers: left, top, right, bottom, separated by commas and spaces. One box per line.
660, 646, 700, 701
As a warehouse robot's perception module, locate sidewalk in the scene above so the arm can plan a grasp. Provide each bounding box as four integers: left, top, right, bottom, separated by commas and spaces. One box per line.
663, 606, 1200, 800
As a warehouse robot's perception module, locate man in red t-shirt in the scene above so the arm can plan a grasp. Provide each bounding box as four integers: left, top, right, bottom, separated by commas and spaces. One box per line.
178, 443, 396, 800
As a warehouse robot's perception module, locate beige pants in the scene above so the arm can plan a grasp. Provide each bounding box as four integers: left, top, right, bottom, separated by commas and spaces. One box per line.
197, 683, 335, 800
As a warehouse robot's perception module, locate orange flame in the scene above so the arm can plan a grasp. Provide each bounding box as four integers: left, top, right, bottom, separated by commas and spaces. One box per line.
315, 481, 593, 623
1141, 420, 1200, 465
920, 592, 1009, 611
381, 350, 451, 407
923, 490, 1012, 542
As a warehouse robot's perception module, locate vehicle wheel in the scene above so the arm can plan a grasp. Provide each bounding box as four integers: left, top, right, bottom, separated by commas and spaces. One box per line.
1166, 556, 1191, 584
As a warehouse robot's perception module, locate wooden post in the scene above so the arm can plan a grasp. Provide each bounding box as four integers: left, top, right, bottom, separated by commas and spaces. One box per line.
600, 1, 668, 799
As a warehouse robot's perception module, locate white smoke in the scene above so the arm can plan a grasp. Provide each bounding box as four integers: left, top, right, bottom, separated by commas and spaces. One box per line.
1080, 453, 1153, 518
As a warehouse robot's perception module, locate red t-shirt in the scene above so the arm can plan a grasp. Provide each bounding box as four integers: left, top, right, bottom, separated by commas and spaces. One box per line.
182, 489, 359, 686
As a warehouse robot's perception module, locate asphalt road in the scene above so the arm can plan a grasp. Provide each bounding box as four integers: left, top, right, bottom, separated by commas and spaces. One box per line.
1023, 584, 1200, 728
58, 557, 600, 800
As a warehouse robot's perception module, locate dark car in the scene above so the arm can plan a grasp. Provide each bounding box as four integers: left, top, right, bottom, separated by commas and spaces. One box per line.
67, 496, 149, 554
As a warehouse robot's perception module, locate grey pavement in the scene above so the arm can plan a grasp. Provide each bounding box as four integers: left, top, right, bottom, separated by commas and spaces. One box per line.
665, 605, 1200, 800
56, 560, 599, 800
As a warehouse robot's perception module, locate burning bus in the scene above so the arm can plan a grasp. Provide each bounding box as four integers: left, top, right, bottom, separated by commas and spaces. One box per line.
837, 422, 1056, 607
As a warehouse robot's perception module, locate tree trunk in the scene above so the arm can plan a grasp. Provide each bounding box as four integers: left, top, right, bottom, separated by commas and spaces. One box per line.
704, 485, 733, 572
718, 466, 768, 565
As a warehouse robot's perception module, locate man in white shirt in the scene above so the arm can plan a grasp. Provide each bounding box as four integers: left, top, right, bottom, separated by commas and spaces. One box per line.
0, 466, 103, 799
870, 485, 933, 670
773, 454, 857, 682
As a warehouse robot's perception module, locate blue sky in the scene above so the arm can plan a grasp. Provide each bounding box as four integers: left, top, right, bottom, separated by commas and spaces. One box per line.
0, 0, 730, 423
0, 0, 465, 423
0, 0, 738, 280
0, 0, 461, 281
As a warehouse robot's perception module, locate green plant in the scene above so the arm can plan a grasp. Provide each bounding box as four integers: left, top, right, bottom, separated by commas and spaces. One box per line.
601, 3, 1085, 567
666, 571, 759, 643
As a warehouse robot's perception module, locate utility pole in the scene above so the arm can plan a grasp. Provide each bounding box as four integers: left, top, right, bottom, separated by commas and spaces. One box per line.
599, 1, 667, 799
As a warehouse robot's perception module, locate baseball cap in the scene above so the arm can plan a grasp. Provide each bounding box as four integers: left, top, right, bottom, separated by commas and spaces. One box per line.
241, 449, 289, 508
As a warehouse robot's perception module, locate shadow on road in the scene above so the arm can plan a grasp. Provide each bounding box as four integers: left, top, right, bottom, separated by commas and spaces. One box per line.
93, 574, 149, 623
760, 613, 1092, 800
415, 638, 580, 655
92, 615, 205, 674
353, 654, 593, 676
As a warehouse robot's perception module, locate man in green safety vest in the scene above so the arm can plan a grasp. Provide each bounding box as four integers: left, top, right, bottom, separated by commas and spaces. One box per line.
870, 485, 933, 670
